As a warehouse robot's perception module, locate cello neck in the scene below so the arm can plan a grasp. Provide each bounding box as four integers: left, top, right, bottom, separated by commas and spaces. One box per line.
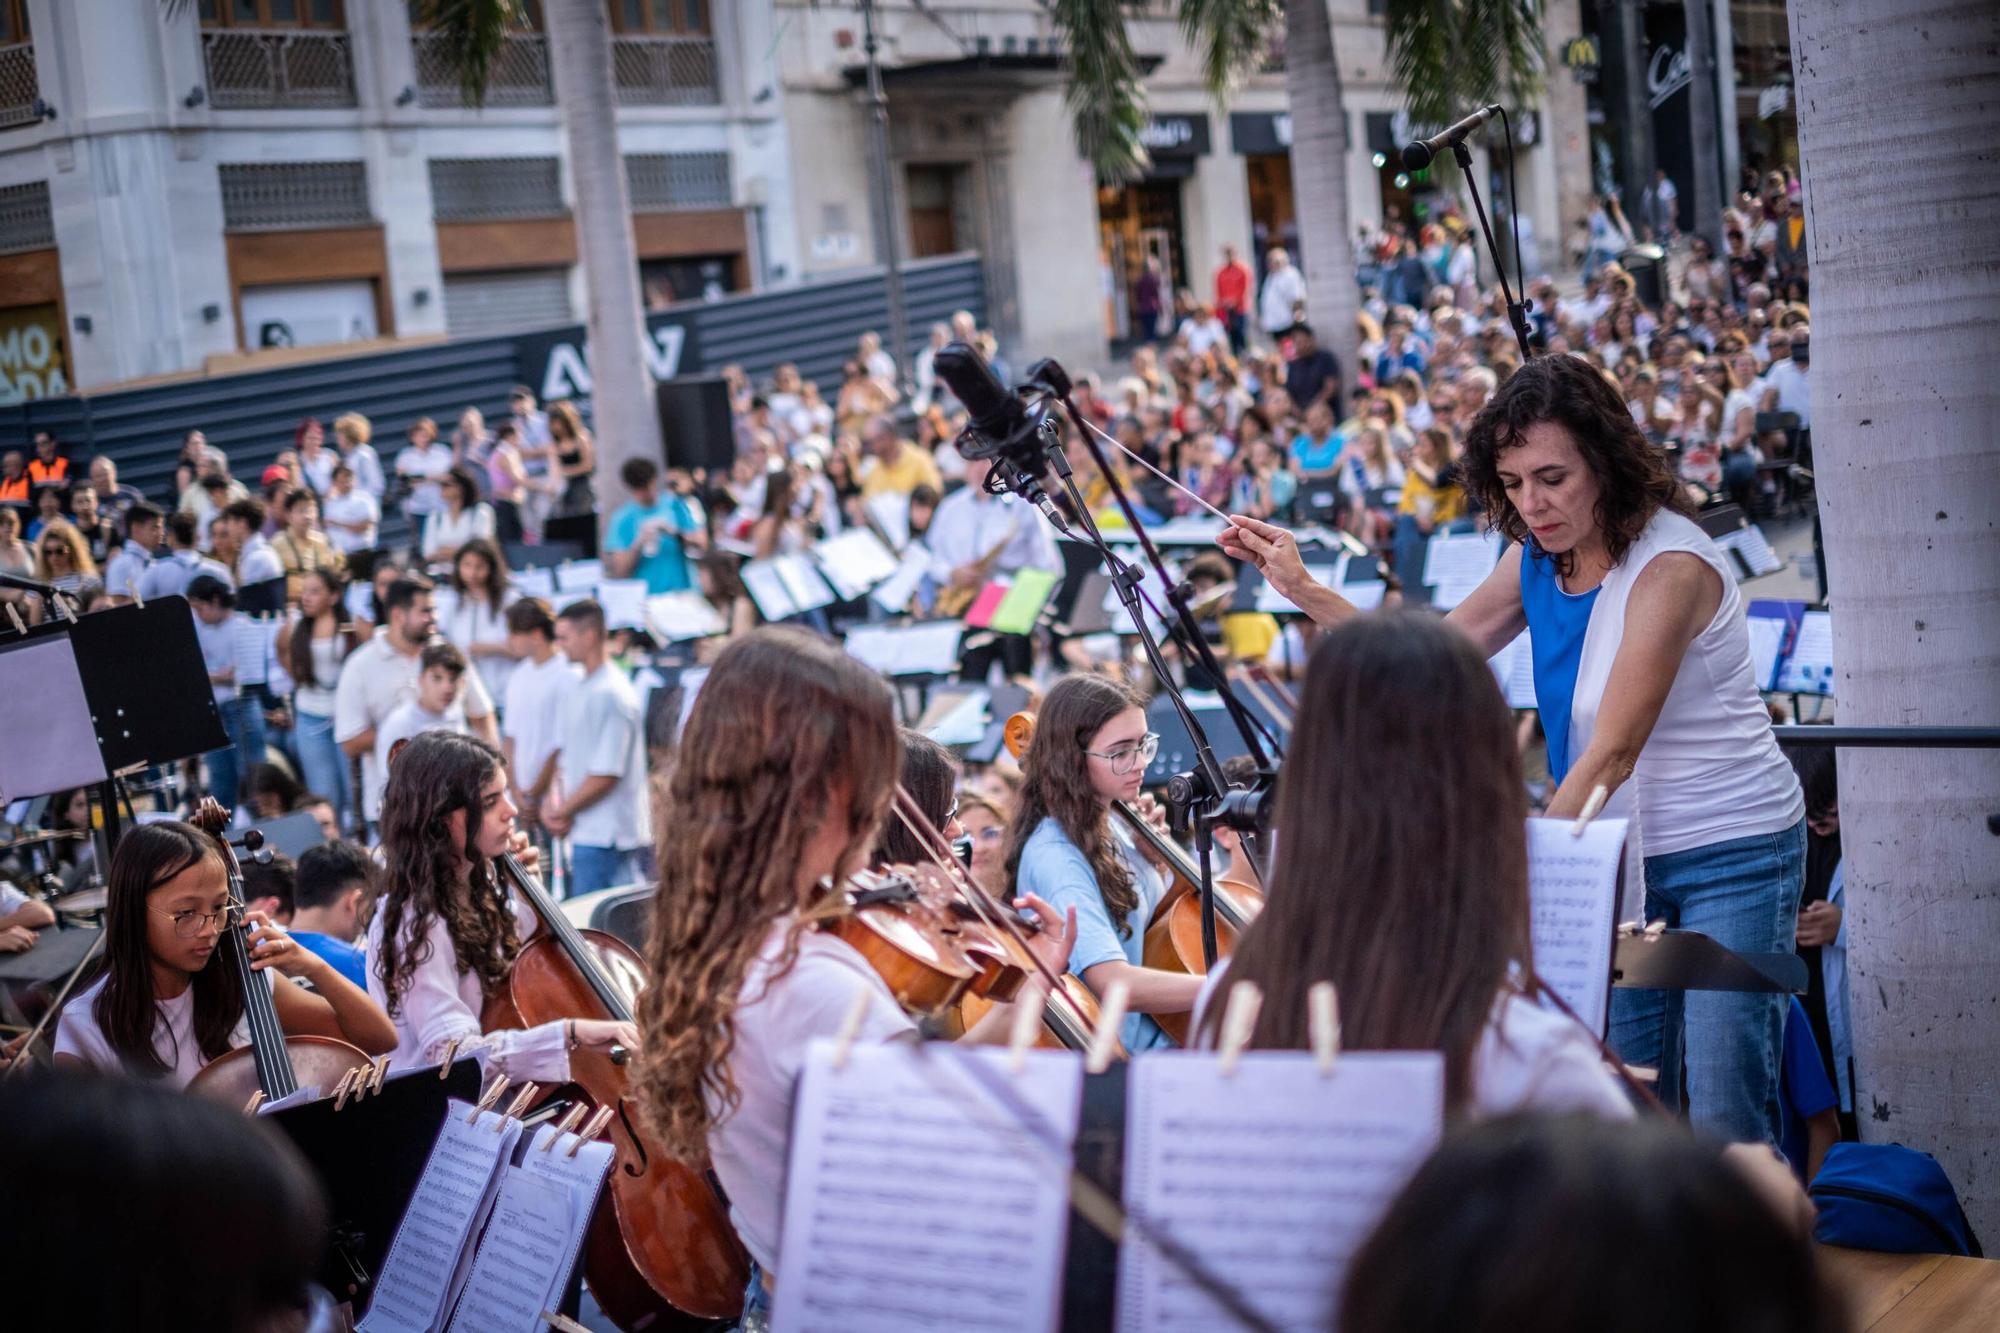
498, 852, 632, 1023
1110, 800, 1255, 931
193, 799, 298, 1099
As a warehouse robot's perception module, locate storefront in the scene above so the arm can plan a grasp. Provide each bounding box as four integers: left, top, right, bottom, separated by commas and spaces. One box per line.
1227, 112, 1299, 280
1097, 113, 1208, 341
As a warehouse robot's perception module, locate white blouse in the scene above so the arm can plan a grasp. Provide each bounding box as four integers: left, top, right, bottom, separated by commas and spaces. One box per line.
365, 894, 571, 1083
54, 969, 274, 1089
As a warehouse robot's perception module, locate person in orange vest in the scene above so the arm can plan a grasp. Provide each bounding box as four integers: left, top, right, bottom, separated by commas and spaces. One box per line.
26, 431, 69, 488
0, 451, 28, 508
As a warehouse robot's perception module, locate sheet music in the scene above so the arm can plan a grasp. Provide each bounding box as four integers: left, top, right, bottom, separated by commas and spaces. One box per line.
594, 578, 649, 631
774, 554, 837, 612
866, 491, 911, 551
772, 1042, 1081, 1333
739, 560, 799, 621
554, 559, 603, 592
1116, 1052, 1445, 1332
444, 1168, 573, 1333
1488, 630, 1538, 710
1339, 579, 1388, 611
1423, 531, 1500, 607
923, 690, 990, 746
514, 1127, 616, 1303
1254, 559, 1345, 614
1745, 613, 1786, 691
644, 591, 726, 642
1714, 525, 1784, 578
0, 636, 109, 801
869, 544, 931, 614
1527, 816, 1628, 1035
1774, 609, 1835, 695
843, 622, 964, 676
512, 566, 556, 602
231, 614, 273, 687
814, 528, 901, 600
358, 1105, 522, 1333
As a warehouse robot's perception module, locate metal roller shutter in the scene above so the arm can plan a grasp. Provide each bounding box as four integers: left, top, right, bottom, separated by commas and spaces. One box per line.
443, 267, 573, 338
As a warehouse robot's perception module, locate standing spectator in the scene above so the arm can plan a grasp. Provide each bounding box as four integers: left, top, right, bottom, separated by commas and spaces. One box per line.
450, 406, 493, 470
911, 323, 952, 413
440, 538, 519, 704
1258, 246, 1308, 338
508, 386, 556, 533
332, 413, 385, 502
835, 360, 898, 435
25, 430, 69, 488
542, 600, 652, 896
422, 467, 495, 565
393, 417, 454, 526
319, 464, 380, 556
188, 575, 267, 815
1763, 327, 1811, 433
219, 499, 285, 593
547, 400, 596, 518
500, 598, 580, 827
482, 422, 532, 544
136, 511, 230, 602
86, 457, 144, 523
296, 418, 336, 495
1791, 746, 1851, 1128
285, 568, 358, 834
1282, 323, 1342, 412
1768, 191, 1809, 294
103, 502, 162, 605
1212, 244, 1254, 354
288, 840, 376, 988
67, 485, 118, 567
180, 468, 246, 546
857, 330, 898, 387
25, 483, 64, 542
1584, 195, 1633, 279
1641, 167, 1680, 242
332, 574, 498, 833
0, 507, 29, 621
1133, 255, 1167, 342
371, 641, 471, 804
604, 458, 703, 595
269, 489, 344, 604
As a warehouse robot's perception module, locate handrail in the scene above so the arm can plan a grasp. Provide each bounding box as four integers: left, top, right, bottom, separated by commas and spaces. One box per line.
1772, 726, 2000, 749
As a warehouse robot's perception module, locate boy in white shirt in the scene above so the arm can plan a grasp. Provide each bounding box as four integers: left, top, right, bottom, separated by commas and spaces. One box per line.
371, 641, 470, 809
499, 599, 581, 822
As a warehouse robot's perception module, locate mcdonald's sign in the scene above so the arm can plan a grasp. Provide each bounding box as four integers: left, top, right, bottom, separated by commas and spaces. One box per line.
1562, 34, 1600, 82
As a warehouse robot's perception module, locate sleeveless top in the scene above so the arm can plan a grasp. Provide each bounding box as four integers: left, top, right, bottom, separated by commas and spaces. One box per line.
1521, 508, 1802, 860
1519, 552, 1599, 786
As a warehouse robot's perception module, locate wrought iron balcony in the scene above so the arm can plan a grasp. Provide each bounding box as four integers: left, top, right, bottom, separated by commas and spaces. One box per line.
202, 29, 357, 111
412, 32, 553, 109
611, 34, 719, 107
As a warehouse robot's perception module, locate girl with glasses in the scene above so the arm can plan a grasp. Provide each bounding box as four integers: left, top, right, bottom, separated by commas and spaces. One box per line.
53, 821, 394, 1087
1005, 673, 1197, 1051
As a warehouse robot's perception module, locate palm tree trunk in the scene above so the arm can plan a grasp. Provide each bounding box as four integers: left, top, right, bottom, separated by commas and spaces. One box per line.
1681, 0, 1723, 248
1283, 0, 1359, 395
544, 0, 664, 535
1789, 0, 2000, 1239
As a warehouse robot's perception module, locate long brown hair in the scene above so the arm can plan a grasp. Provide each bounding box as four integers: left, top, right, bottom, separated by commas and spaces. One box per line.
88, 821, 242, 1077
372, 731, 519, 1015
634, 627, 901, 1163
1196, 612, 1532, 1111
1003, 674, 1145, 937
451, 536, 511, 615
1459, 353, 1690, 578
285, 567, 354, 688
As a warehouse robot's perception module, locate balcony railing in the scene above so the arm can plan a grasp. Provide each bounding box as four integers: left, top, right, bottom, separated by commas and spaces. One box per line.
202, 29, 357, 110
412, 32, 553, 108
0, 43, 39, 130
611, 34, 719, 107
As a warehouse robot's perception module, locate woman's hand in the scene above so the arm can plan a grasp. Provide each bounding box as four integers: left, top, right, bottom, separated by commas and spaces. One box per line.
1014, 893, 1078, 977
1218, 513, 1317, 603
1796, 900, 1842, 948
505, 827, 542, 879
574, 1019, 639, 1053
1130, 793, 1174, 870
245, 912, 318, 979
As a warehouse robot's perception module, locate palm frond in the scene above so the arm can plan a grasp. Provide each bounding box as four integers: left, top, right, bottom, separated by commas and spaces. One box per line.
1050, 0, 1151, 183
1177, 0, 1283, 99
1382, 0, 1543, 132
413, 0, 530, 109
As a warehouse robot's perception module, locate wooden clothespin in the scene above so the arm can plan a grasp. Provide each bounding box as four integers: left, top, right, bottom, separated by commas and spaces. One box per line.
368, 1054, 390, 1095
500, 1081, 540, 1124
436, 1036, 463, 1078
542, 1311, 593, 1333
332, 1066, 361, 1111
52, 594, 77, 624
1006, 982, 1045, 1075
568, 1105, 615, 1157
130, 583, 143, 609
829, 982, 873, 1071
1216, 981, 1263, 1077
4, 603, 24, 634
243, 1089, 267, 1115
1570, 785, 1610, 837
1309, 981, 1341, 1077
1086, 980, 1131, 1076
467, 1074, 511, 1123
1642, 918, 1669, 940
542, 1104, 590, 1152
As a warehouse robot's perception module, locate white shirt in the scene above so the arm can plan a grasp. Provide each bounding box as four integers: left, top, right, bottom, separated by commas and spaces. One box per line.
321, 489, 380, 554
422, 504, 496, 561
333, 634, 495, 822
1765, 360, 1810, 428
370, 699, 468, 816
555, 662, 651, 851
394, 442, 456, 516
708, 921, 916, 1273
194, 614, 239, 705
137, 548, 232, 601
300, 450, 338, 496
440, 592, 519, 704
54, 970, 269, 1089
1178, 315, 1228, 356
1259, 264, 1307, 334
103, 540, 153, 600
365, 896, 570, 1082
504, 652, 581, 793
236, 533, 285, 588
342, 444, 386, 500
923, 487, 1059, 584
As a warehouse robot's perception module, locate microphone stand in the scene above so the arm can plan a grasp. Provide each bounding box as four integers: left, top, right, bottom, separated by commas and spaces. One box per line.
1452, 130, 1534, 362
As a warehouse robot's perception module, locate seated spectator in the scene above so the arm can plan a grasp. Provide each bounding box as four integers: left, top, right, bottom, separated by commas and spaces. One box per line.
422, 466, 495, 565
268, 488, 344, 604
25, 482, 64, 542
1288, 401, 1344, 482
0, 449, 29, 507
67, 484, 118, 566
238, 850, 296, 926
0, 505, 34, 618
857, 414, 942, 502
32, 517, 103, 613
288, 840, 376, 989
26, 429, 69, 488
394, 416, 454, 523
1229, 436, 1296, 522
243, 762, 305, 822
137, 510, 230, 602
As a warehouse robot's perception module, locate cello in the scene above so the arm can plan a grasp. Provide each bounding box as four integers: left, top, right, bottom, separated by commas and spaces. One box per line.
1002, 711, 1264, 1045
184, 799, 375, 1107
483, 849, 751, 1330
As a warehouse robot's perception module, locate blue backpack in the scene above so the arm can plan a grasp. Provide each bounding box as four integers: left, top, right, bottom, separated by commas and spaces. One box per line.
1810, 1142, 1983, 1256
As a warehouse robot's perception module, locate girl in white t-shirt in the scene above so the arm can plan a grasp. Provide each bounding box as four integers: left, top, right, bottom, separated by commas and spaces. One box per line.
1192, 614, 1632, 1121
632, 628, 1075, 1311
54, 821, 395, 1087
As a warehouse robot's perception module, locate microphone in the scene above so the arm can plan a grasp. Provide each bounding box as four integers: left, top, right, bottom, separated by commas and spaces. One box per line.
933, 341, 1070, 533
0, 570, 58, 597
1400, 104, 1503, 170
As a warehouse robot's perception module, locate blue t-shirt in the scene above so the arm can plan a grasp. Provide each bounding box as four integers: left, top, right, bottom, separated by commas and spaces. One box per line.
1289, 430, 1344, 476
290, 929, 367, 991
606, 496, 696, 594
1778, 996, 1839, 1181
1016, 816, 1174, 1052
1519, 548, 1601, 784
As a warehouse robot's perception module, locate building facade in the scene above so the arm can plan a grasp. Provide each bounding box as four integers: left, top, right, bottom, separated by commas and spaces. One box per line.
0, 0, 789, 401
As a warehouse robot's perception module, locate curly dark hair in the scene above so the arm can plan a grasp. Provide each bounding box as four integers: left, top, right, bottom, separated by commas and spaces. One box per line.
373, 731, 519, 1017
1459, 354, 1690, 577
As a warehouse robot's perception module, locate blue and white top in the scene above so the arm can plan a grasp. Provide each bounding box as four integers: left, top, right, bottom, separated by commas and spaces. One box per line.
1016, 815, 1175, 1052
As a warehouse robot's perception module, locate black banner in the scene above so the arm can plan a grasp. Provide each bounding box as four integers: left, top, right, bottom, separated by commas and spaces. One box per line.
514, 310, 701, 418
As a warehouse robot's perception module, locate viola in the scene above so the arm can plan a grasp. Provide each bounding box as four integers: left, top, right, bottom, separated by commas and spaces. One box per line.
184, 799, 374, 1107
1003, 711, 1264, 1045
482, 850, 751, 1329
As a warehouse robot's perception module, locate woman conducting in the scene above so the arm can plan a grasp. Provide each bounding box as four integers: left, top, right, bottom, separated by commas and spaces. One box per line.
1220, 353, 1803, 1146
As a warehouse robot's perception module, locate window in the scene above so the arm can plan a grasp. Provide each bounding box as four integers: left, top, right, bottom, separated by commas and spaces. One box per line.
199, 0, 345, 28
0, 0, 30, 45
611, 0, 709, 36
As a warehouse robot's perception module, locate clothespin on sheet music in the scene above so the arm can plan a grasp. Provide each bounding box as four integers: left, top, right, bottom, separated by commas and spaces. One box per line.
541, 1104, 590, 1152
332, 1066, 361, 1111
568, 1105, 615, 1158
53, 594, 77, 624
436, 1036, 462, 1078
4, 603, 24, 634
1217, 981, 1263, 1077
243, 1089, 266, 1116
467, 1073, 511, 1123
1569, 785, 1610, 837
1309, 981, 1341, 1076
499, 1081, 540, 1125
1007, 982, 1045, 1075
829, 982, 874, 1071
1086, 980, 1131, 1076
542, 1311, 593, 1333
368, 1054, 390, 1095
130, 583, 143, 609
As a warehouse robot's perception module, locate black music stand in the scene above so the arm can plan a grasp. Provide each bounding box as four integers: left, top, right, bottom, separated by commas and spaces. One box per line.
1612, 930, 1809, 994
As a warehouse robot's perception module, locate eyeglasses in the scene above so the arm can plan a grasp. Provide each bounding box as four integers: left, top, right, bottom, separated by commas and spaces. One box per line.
1084, 732, 1160, 775
153, 904, 236, 938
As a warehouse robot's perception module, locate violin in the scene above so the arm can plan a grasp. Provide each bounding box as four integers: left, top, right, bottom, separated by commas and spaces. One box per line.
1003, 711, 1264, 1045
184, 799, 374, 1107
483, 849, 751, 1329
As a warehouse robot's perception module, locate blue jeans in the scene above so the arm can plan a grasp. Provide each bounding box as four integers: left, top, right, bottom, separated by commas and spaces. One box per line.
567, 844, 651, 898
1610, 819, 1806, 1145
204, 695, 269, 815
293, 709, 353, 833
735, 1260, 771, 1332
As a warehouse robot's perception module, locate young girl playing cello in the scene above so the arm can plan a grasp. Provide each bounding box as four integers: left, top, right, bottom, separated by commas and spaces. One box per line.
54, 820, 394, 1086
633, 627, 1074, 1316
366, 730, 636, 1078
1005, 674, 1199, 1051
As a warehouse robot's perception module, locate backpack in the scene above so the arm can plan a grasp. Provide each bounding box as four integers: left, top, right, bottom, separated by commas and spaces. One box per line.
1810, 1142, 1983, 1256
